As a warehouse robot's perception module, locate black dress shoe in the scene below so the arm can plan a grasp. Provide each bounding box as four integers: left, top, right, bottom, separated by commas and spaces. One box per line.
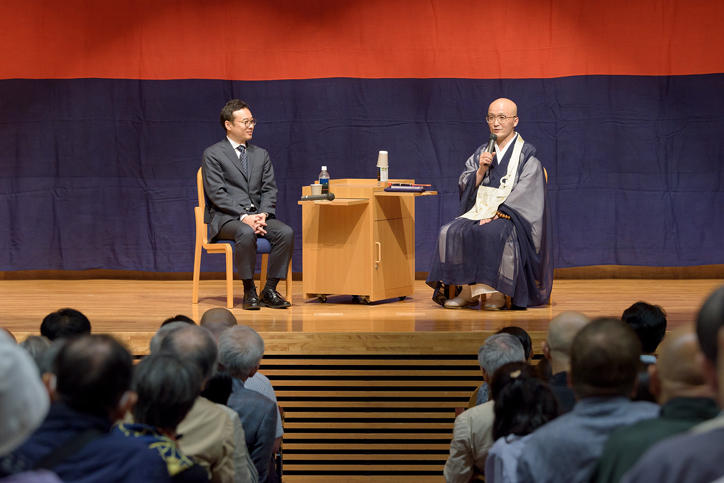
261, 288, 291, 309
242, 289, 261, 310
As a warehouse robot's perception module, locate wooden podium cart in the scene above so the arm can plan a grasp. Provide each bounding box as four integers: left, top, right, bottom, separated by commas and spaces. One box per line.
298, 179, 436, 303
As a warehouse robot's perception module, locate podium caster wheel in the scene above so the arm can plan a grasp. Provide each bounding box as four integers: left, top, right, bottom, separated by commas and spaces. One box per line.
317, 294, 327, 303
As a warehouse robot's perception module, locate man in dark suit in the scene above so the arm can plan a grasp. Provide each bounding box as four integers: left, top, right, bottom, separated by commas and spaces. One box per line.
202, 99, 293, 310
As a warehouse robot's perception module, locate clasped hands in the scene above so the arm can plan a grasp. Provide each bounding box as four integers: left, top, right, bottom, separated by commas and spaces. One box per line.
243, 213, 267, 235
479, 214, 499, 225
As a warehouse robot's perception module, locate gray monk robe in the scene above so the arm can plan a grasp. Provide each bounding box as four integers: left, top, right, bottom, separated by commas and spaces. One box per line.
426, 134, 553, 308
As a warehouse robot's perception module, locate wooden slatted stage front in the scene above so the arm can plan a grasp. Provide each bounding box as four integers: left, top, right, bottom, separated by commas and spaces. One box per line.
1, 278, 722, 482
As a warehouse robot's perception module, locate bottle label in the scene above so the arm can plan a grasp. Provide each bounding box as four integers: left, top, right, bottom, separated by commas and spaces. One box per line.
380, 166, 389, 183
320, 178, 329, 194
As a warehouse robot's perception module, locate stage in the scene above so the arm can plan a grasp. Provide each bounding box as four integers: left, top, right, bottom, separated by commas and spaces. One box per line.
2, 278, 721, 347
2, 277, 721, 481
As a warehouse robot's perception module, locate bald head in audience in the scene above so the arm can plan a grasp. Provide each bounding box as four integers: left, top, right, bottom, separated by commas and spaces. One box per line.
200, 308, 237, 340
650, 328, 714, 404
543, 311, 590, 375
695, 285, 724, 398
159, 325, 218, 386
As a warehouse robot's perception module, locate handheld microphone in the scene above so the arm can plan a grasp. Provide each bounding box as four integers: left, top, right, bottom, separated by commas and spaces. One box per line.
301, 193, 336, 201
484, 133, 497, 153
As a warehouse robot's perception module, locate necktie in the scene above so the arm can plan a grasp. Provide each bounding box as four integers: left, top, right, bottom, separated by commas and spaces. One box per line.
237, 145, 248, 176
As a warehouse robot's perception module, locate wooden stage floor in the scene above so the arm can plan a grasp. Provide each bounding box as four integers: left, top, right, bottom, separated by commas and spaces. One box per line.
2, 278, 722, 355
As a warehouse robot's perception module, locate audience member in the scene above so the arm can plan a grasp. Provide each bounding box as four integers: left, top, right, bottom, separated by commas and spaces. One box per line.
161, 314, 196, 326
622, 301, 667, 402
0, 330, 49, 459
621, 285, 724, 483
516, 318, 658, 483
535, 356, 552, 381
200, 309, 284, 452
197, 309, 236, 405
0, 330, 57, 482
116, 353, 208, 481
219, 327, 277, 482
471, 326, 532, 406
6, 334, 173, 481
199, 308, 237, 338
594, 328, 718, 483
158, 325, 258, 483
484, 362, 559, 483
1, 327, 17, 343
497, 327, 532, 361
149, 322, 190, 354
542, 311, 590, 413
622, 302, 667, 355
39, 308, 90, 341
444, 333, 525, 482
18, 336, 52, 374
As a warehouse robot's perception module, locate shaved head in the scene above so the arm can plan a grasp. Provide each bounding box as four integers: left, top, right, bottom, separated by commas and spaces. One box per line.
546, 312, 590, 367
200, 308, 237, 340
654, 328, 713, 402
488, 98, 518, 117
200, 308, 237, 327
486, 98, 519, 147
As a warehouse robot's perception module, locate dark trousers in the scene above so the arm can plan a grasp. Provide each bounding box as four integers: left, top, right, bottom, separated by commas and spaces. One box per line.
217, 218, 294, 281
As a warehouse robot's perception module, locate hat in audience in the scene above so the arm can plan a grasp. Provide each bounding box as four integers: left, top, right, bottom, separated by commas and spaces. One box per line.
0, 331, 50, 455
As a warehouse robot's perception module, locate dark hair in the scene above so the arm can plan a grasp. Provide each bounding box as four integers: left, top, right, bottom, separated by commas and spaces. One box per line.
497, 326, 532, 360
220, 99, 251, 130
570, 318, 641, 398
159, 325, 218, 382
161, 314, 196, 326
535, 357, 553, 381
132, 354, 201, 431
54, 334, 133, 418
491, 362, 559, 440
621, 302, 667, 353
696, 285, 724, 362
40, 308, 91, 341
200, 371, 233, 405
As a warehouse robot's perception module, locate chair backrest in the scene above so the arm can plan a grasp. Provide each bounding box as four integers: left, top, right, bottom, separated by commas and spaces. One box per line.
196, 168, 210, 245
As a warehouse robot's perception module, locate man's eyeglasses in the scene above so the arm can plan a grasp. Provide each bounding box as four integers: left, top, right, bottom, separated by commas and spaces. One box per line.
237, 118, 257, 127
485, 114, 516, 124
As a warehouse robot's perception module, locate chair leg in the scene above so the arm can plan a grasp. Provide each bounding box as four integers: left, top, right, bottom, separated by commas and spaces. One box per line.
286, 259, 293, 304
192, 243, 202, 304
259, 254, 269, 293
224, 247, 234, 309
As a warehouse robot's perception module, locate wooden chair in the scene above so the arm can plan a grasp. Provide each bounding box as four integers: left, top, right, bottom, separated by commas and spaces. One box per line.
192, 168, 292, 308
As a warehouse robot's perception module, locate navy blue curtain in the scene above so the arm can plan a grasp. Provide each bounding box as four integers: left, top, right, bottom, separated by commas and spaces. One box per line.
1, 75, 722, 272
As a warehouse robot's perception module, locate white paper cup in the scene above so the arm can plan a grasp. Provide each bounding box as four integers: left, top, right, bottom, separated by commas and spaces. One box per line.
311, 183, 323, 195
377, 150, 388, 168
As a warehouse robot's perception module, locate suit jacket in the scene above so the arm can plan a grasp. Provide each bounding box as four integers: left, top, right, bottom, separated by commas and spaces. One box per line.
227, 383, 277, 483
202, 139, 278, 242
